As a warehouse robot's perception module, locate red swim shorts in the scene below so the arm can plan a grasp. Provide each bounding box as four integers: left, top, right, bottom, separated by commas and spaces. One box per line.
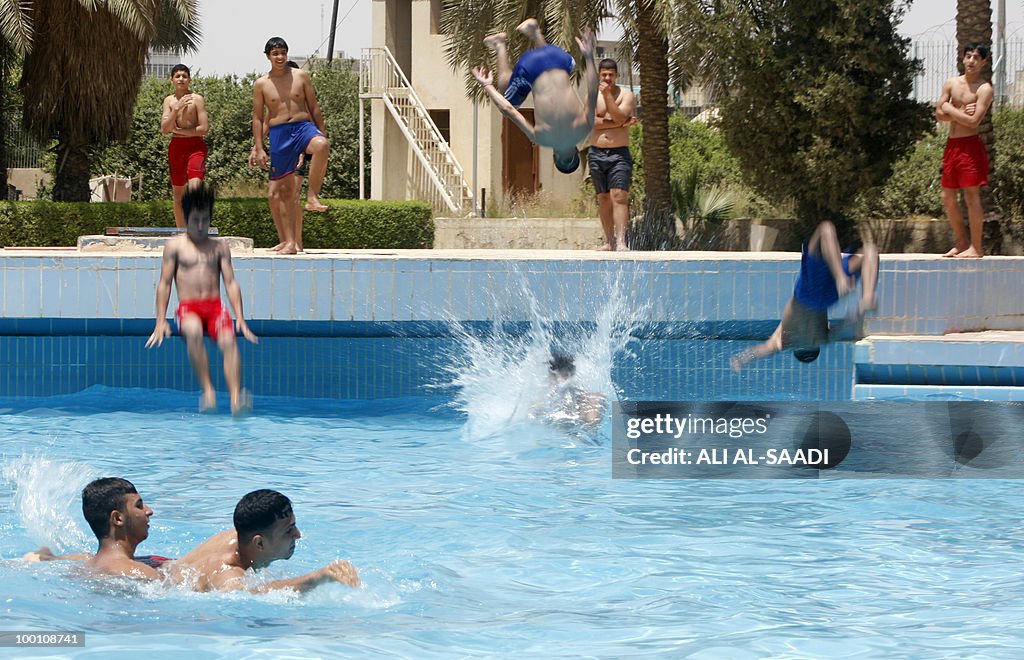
168, 136, 208, 186
176, 298, 234, 338
941, 135, 989, 189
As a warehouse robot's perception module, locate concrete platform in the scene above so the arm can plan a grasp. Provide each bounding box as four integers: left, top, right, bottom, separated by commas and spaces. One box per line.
77, 234, 253, 253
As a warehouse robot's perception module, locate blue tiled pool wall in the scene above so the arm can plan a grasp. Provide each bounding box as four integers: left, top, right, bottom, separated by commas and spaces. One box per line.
0, 335, 853, 400
0, 253, 1020, 398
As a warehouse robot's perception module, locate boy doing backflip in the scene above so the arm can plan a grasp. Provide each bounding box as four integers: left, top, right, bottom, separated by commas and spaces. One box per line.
161, 64, 209, 229
474, 19, 597, 175
147, 184, 257, 414
936, 43, 994, 258
730, 222, 879, 371
250, 37, 330, 255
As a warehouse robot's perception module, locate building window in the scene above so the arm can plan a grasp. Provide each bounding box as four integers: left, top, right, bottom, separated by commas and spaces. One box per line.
429, 109, 451, 144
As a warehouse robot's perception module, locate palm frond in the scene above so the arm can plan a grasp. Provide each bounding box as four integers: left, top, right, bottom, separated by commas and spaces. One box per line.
0, 0, 32, 54
150, 0, 200, 52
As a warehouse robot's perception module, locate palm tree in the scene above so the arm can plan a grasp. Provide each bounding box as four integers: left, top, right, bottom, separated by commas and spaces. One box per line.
1, 2, 32, 199
20, 0, 199, 201
441, 0, 680, 248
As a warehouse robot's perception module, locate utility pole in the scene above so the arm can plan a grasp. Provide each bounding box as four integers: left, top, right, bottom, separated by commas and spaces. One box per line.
327, 0, 340, 63
997, 0, 1006, 105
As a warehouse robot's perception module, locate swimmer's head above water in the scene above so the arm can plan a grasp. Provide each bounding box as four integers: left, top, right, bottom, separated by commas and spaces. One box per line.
233, 489, 301, 567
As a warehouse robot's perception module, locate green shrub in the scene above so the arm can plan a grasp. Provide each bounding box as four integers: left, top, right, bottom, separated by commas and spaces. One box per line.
992, 107, 1024, 219
854, 129, 944, 219
0, 199, 433, 249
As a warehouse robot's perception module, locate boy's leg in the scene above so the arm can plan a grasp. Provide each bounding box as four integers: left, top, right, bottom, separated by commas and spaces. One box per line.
517, 18, 546, 48
292, 173, 305, 251
941, 187, 970, 257
304, 135, 330, 212
483, 32, 513, 92
180, 315, 216, 410
960, 186, 984, 258
847, 244, 879, 313
268, 178, 297, 254
172, 185, 186, 228
216, 329, 249, 414
807, 221, 853, 297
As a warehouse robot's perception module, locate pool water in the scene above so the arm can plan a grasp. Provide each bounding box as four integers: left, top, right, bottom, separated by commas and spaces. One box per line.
2, 387, 1023, 657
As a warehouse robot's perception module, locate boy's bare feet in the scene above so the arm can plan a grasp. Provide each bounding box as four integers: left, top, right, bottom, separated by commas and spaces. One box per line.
305, 197, 328, 212
231, 389, 252, 416
943, 245, 966, 257
516, 18, 540, 37
200, 390, 217, 412
483, 32, 507, 49
954, 246, 983, 258
597, 242, 613, 251
270, 242, 285, 252
615, 244, 631, 252
277, 241, 298, 255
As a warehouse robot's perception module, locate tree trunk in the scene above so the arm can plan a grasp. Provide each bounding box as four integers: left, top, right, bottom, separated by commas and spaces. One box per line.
632, 0, 675, 250
956, 0, 998, 243
52, 137, 92, 202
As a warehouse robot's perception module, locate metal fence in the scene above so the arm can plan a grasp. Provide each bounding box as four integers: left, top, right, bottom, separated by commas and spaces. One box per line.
5, 119, 44, 169
912, 39, 1024, 108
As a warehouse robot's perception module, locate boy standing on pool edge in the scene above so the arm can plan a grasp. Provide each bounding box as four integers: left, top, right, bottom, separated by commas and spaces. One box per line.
147, 184, 257, 414
250, 37, 330, 255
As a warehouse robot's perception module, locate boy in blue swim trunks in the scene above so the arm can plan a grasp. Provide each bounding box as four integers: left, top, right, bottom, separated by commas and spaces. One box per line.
250, 37, 330, 255
731, 221, 879, 371
473, 18, 597, 174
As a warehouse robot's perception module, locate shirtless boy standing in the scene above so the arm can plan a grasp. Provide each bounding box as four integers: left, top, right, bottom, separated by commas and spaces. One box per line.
160, 64, 209, 229
146, 184, 257, 414
589, 58, 635, 251
250, 37, 330, 255
936, 43, 994, 258
170, 489, 359, 593
474, 19, 597, 175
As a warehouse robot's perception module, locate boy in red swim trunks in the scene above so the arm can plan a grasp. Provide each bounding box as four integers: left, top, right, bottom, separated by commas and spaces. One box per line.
161, 64, 209, 229
147, 184, 258, 414
936, 43, 994, 258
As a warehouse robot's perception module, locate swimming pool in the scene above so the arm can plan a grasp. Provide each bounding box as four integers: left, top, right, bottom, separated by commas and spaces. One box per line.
3, 385, 1023, 657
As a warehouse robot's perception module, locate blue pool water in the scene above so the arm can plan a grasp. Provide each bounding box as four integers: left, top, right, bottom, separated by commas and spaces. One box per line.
2, 387, 1024, 657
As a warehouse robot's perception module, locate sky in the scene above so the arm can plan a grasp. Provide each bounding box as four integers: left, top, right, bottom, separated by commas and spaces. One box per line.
187, 0, 1024, 77
190, 0, 373, 77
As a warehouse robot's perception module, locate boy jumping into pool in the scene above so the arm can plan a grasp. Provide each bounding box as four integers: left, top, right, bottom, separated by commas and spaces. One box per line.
169, 489, 360, 593
160, 63, 209, 229
146, 184, 258, 414
473, 19, 597, 174
730, 221, 879, 371
250, 37, 330, 255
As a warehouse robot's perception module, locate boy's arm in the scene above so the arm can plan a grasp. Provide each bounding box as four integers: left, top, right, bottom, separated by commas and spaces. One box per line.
159, 96, 177, 134
941, 83, 994, 129
251, 81, 268, 168
173, 94, 210, 137
146, 243, 178, 348
219, 244, 258, 344
730, 325, 784, 372
473, 66, 536, 142
576, 29, 599, 132
935, 79, 953, 122
302, 72, 327, 134
260, 560, 360, 594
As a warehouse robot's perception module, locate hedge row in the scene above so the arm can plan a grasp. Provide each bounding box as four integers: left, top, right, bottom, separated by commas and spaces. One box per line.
0, 199, 434, 249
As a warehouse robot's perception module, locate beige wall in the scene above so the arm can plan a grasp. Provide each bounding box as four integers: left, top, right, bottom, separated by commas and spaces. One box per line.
370, 0, 585, 210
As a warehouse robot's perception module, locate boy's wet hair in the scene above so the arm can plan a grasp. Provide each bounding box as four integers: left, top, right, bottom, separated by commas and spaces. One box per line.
963, 43, 989, 60
234, 489, 293, 542
265, 36, 289, 55
181, 183, 215, 220
554, 149, 580, 174
82, 477, 139, 539
598, 58, 618, 72
793, 347, 820, 364
170, 63, 190, 77
549, 350, 576, 376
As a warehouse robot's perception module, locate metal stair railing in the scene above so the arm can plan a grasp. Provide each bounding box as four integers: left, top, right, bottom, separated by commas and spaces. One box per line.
360, 47, 474, 214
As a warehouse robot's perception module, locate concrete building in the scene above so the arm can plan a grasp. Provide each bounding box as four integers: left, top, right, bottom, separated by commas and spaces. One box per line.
366, 0, 584, 215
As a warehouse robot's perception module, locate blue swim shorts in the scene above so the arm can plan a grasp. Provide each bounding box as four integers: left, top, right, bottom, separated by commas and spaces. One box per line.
269, 120, 324, 180
588, 146, 633, 194
793, 243, 859, 311
503, 44, 576, 108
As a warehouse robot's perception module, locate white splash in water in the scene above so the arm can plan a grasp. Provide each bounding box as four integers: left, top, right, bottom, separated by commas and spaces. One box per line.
446, 266, 648, 443
2, 456, 96, 553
